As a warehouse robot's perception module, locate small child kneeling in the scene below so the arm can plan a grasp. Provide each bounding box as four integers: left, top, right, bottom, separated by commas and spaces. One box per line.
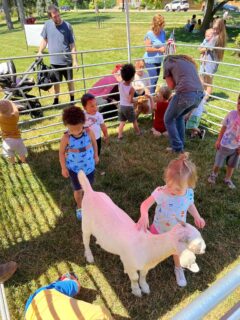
0, 100, 27, 164
151, 86, 171, 137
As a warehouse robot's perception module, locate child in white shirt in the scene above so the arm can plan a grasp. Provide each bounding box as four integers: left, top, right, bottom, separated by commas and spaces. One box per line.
81, 93, 109, 155
117, 64, 141, 140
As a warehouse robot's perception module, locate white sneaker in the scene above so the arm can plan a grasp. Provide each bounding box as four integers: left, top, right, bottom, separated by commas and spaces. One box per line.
224, 179, 236, 189
174, 267, 187, 287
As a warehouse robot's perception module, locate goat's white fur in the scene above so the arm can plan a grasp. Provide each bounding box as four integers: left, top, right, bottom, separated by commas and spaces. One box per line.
79, 171, 206, 296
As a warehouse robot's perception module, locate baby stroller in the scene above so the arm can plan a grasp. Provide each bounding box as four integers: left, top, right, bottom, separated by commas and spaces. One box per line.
0, 58, 43, 118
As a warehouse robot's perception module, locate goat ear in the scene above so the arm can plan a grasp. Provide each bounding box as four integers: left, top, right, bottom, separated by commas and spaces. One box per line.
179, 249, 199, 272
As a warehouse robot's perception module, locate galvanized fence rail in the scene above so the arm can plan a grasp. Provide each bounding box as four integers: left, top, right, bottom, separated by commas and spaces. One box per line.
0, 44, 239, 148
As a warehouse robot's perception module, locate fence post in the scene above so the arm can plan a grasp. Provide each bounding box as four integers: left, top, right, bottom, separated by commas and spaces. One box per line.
124, 0, 131, 63
0, 284, 10, 320
80, 52, 87, 94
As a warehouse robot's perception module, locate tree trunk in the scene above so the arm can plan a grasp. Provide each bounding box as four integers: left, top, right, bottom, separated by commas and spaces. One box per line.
201, 0, 231, 32
122, 0, 125, 12
201, 0, 214, 32
2, 0, 14, 30
16, 0, 25, 26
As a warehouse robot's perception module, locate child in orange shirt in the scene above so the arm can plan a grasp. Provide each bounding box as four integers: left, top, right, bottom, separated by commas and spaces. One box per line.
0, 100, 27, 163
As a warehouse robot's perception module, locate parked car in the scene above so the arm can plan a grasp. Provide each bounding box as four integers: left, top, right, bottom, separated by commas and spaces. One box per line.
60, 5, 71, 11
164, 0, 189, 12
214, 3, 240, 12
222, 4, 239, 12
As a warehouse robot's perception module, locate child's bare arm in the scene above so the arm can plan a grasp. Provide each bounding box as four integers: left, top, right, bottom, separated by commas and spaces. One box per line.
100, 123, 109, 143
89, 129, 99, 164
188, 204, 205, 228
199, 47, 206, 54
137, 195, 155, 232
129, 87, 135, 103
59, 134, 69, 178
165, 76, 176, 90
215, 125, 226, 149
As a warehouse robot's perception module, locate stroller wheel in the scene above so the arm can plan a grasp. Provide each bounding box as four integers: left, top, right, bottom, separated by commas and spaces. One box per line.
29, 100, 43, 118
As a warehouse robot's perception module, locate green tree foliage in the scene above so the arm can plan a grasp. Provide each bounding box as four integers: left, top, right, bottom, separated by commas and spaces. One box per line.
35, 0, 58, 17
58, 0, 73, 7
36, 0, 45, 17
89, 0, 116, 9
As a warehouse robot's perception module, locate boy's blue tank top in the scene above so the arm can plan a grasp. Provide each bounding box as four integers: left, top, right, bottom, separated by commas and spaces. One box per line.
65, 130, 95, 174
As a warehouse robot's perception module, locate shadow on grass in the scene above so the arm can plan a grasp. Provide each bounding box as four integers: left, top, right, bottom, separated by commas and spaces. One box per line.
1, 123, 239, 319
212, 92, 229, 100
0, 24, 23, 35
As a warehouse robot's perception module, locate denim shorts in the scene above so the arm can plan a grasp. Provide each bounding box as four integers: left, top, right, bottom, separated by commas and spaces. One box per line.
214, 146, 240, 169
69, 170, 95, 191
118, 105, 136, 123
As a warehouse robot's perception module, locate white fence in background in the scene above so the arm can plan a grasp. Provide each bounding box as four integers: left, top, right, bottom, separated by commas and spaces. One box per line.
0, 44, 239, 149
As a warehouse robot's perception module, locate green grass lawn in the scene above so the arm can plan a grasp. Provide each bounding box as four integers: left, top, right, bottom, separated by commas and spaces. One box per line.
0, 11, 240, 320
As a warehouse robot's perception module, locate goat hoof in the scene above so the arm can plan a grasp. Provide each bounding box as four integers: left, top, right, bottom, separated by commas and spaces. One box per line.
132, 289, 142, 297
85, 253, 94, 264
141, 284, 150, 295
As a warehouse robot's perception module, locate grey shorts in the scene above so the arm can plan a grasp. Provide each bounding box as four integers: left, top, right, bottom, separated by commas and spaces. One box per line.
214, 146, 240, 168
118, 105, 136, 123
2, 138, 27, 158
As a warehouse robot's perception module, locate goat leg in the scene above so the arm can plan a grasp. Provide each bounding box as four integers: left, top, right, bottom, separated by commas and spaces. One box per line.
82, 231, 94, 263
125, 268, 142, 297
139, 269, 150, 295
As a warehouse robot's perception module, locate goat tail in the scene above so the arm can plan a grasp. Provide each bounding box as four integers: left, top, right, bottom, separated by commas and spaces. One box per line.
78, 170, 93, 193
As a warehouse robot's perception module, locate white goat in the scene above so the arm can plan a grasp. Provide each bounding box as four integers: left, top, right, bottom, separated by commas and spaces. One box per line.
78, 171, 206, 297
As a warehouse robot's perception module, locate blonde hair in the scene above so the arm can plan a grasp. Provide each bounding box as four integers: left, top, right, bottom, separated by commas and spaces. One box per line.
0, 100, 15, 116
164, 152, 197, 189
151, 14, 165, 35
156, 85, 171, 101
213, 18, 227, 61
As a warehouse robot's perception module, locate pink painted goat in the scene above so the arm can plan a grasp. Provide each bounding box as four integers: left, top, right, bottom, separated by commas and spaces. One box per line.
78, 171, 206, 297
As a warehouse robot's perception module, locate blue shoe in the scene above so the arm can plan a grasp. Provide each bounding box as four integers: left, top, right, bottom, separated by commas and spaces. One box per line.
76, 208, 82, 221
